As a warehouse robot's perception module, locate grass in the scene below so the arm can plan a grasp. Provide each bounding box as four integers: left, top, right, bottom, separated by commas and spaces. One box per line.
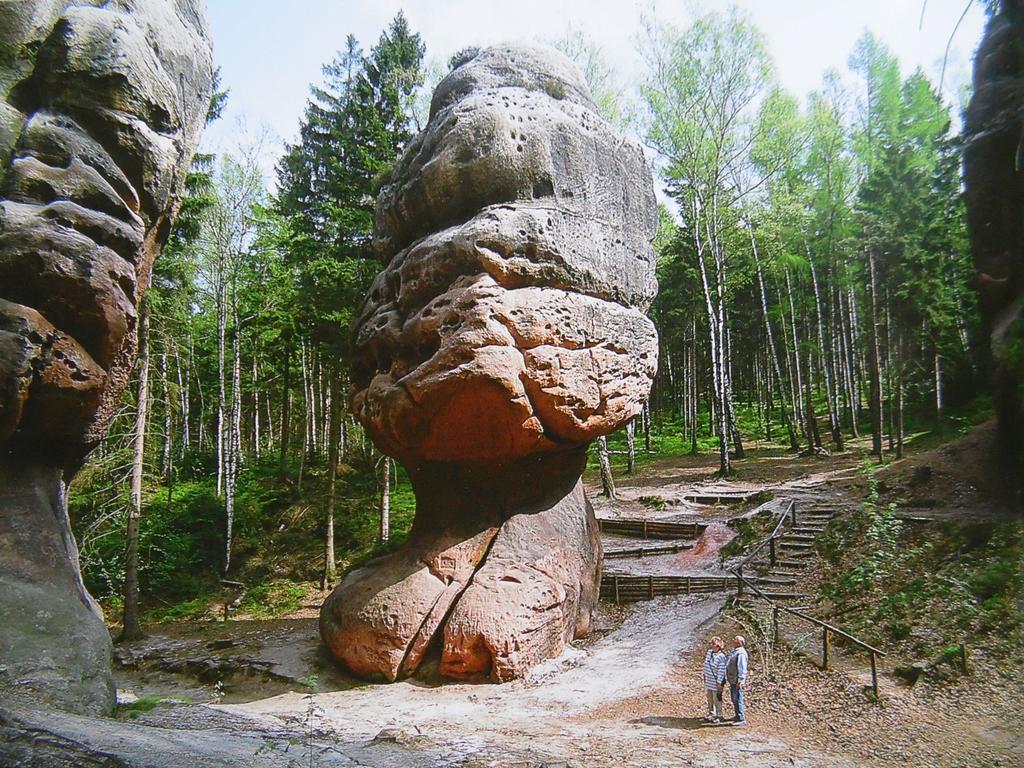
146, 594, 216, 623
117, 695, 191, 719
237, 581, 308, 619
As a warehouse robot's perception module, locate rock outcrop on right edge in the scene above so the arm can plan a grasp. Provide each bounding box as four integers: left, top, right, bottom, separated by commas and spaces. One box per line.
964, 0, 1024, 509
320, 44, 659, 683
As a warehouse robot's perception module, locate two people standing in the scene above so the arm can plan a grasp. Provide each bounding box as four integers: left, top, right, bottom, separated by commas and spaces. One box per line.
702, 635, 748, 724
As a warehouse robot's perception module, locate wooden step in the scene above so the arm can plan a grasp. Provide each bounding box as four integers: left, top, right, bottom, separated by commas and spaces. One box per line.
752, 576, 798, 585
759, 592, 808, 600
773, 559, 808, 568
781, 533, 817, 542
791, 526, 827, 534
779, 541, 814, 550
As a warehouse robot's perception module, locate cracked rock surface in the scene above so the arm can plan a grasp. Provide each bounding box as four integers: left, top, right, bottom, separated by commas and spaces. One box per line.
320, 44, 658, 683
0, 0, 213, 715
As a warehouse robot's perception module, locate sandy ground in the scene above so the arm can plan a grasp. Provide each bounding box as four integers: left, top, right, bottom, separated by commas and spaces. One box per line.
222, 595, 859, 767
107, 429, 1021, 767
197, 450, 869, 767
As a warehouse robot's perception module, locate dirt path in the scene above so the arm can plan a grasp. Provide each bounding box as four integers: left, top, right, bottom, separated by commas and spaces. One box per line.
206, 448, 869, 766
108, 441, 1022, 767
225, 595, 856, 767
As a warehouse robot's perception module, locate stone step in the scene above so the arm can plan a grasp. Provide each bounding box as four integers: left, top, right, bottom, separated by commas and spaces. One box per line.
791, 526, 827, 534
773, 559, 809, 568
781, 533, 817, 542
779, 541, 815, 550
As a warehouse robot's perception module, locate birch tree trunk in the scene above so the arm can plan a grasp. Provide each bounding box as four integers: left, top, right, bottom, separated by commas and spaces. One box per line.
120, 305, 150, 642
278, 337, 292, 479
784, 269, 811, 451
597, 436, 616, 499
867, 252, 884, 458
625, 419, 636, 473
322, 370, 340, 588
808, 250, 842, 449
175, 346, 190, 455
216, 260, 227, 498
224, 280, 241, 574
643, 402, 652, 453
378, 455, 391, 544
159, 351, 172, 478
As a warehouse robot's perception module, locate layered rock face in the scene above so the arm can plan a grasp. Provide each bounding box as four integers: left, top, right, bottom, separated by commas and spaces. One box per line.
0, 0, 213, 713
320, 45, 658, 682
964, 0, 1024, 508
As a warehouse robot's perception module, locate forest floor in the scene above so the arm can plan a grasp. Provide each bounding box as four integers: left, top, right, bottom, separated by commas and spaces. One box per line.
98, 420, 1024, 767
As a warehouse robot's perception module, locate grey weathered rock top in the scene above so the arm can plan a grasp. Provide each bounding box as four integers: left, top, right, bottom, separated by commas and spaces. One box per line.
353, 42, 659, 465
0, 0, 213, 469
372, 43, 658, 311
429, 43, 597, 119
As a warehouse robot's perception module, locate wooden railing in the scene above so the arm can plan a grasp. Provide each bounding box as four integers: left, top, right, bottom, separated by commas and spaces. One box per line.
604, 542, 692, 559
732, 572, 887, 696
683, 490, 762, 505
728, 501, 887, 697
597, 518, 705, 540
733, 499, 797, 586
600, 572, 738, 603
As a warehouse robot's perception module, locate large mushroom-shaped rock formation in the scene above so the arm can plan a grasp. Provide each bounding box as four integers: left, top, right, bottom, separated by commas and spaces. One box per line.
0, 0, 213, 714
320, 44, 658, 682
964, 0, 1024, 509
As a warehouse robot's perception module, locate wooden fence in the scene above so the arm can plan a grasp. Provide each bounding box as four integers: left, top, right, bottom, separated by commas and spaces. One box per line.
732, 572, 887, 696
600, 572, 740, 603
604, 542, 692, 559
682, 491, 762, 505
597, 518, 706, 540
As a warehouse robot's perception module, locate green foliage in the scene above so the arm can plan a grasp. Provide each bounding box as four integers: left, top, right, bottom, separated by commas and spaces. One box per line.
276, 14, 425, 362
117, 695, 190, 719
819, 463, 1024, 654
720, 511, 776, 560
237, 581, 307, 619
147, 596, 215, 623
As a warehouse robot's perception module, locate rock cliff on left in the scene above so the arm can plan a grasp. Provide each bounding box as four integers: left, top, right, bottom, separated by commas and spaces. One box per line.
0, 0, 213, 715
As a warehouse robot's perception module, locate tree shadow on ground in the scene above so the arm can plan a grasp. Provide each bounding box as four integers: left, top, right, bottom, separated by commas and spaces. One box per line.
631, 715, 709, 730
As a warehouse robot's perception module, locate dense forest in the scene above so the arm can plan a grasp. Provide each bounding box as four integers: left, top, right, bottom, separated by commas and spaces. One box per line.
68, 9, 985, 629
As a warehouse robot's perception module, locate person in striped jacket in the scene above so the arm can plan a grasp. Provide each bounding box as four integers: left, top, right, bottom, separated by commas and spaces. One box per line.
702, 636, 728, 722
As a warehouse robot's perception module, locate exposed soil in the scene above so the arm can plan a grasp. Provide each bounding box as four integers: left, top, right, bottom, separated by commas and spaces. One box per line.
875, 419, 1014, 519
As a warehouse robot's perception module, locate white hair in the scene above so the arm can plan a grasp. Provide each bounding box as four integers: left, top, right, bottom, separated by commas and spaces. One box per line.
735, 635, 746, 646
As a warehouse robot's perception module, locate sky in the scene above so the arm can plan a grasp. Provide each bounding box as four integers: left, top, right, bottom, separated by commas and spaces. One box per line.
202, 0, 988, 177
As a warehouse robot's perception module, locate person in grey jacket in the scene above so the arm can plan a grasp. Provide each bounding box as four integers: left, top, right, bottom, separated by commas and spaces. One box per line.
702, 636, 727, 721
725, 635, 749, 724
